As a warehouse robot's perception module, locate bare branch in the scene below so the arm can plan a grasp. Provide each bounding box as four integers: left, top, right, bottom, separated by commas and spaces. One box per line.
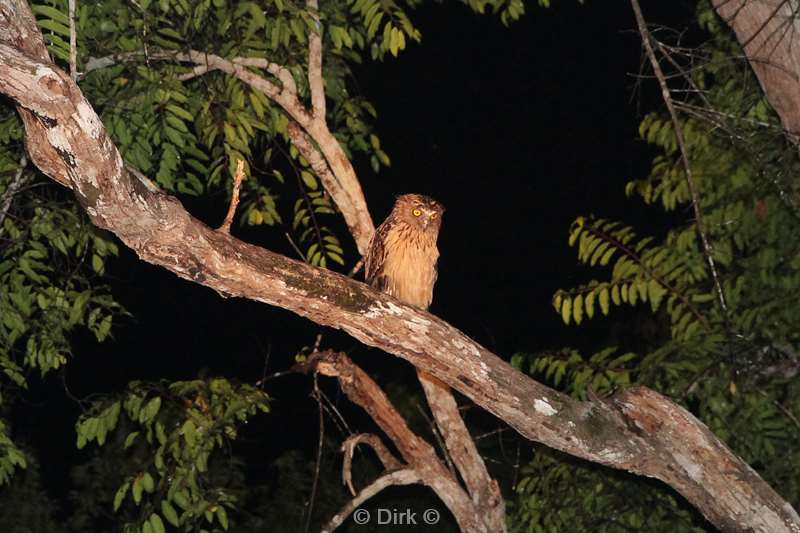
80, 48, 374, 253
320, 469, 421, 533
307, 351, 486, 532
341, 433, 402, 495
631, 0, 729, 316
418, 373, 506, 532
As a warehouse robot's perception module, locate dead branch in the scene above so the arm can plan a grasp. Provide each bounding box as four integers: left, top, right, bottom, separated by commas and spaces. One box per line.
631, 0, 729, 316
341, 433, 402, 495
307, 351, 486, 532
320, 469, 421, 533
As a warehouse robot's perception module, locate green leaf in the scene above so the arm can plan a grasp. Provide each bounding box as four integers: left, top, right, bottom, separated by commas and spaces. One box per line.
132, 476, 143, 505
216, 506, 229, 530
142, 472, 155, 493
560, 296, 571, 325
124, 431, 140, 449
149, 513, 166, 533
113, 481, 130, 512
301, 171, 317, 190
573, 293, 583, 325
161, 500, 180, 527
32, 5, 69, 25
140, 397, 161, 423
182, 419, 197, 447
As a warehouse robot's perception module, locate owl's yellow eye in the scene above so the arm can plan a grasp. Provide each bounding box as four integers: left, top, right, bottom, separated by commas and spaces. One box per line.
430, 213, 437, 219
412, 209, 422, 217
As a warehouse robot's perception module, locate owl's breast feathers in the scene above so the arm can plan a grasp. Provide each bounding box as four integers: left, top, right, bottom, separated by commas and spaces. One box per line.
365, 219, 440, 310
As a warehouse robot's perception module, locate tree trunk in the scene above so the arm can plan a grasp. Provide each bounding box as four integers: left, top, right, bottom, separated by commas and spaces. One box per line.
713, 0, 800, 143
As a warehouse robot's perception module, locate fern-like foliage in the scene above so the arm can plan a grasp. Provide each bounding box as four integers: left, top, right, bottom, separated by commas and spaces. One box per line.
553, 217, 710, 342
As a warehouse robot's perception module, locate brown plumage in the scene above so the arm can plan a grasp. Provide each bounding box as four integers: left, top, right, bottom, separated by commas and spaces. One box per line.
365, 194, 445, 310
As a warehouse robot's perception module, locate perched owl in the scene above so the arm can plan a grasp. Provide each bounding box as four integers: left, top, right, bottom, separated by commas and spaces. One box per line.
365, 194, 445, 310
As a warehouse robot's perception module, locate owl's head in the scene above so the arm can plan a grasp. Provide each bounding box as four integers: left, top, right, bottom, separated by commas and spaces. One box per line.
393, 193, 444, 233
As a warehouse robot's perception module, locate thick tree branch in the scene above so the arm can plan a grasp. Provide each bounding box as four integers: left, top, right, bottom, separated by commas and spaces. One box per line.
1, 2, 799, 530
712, 0, 800, 144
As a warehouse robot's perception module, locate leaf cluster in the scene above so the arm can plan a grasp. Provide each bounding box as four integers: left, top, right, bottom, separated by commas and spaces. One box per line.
74, 378, 269, 533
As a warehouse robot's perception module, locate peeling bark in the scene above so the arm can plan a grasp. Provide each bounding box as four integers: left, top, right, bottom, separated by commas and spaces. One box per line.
713, 0, 800, 143
1, 1, 799, 530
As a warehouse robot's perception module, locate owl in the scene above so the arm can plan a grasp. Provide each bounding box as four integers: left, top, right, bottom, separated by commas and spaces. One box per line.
364, 194, 445, 310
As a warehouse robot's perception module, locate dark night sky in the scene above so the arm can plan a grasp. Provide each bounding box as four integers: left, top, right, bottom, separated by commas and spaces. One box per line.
18, 0, 698, 501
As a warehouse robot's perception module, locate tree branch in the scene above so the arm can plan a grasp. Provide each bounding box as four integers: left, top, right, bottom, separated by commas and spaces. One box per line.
341, 433, 403, 495
631, 0, 730, 319
320, 469, 421, 533
308, 351, 486, 532
81, 47, 374, 254
68, 0, 77, 80
217, 159, 245, 234
712, 0, 800, 144
306, 0, 326, 119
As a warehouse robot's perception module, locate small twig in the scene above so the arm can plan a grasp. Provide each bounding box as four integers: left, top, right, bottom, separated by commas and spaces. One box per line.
305, 372, 326, 533
68, 0, 77, 81
320, 469, 421, 533
218, 159, 245, 234
284, 231, 306, 261
474, 427, 509, 441
347, 258, 364, 278
763, 392, 800, 430
313, 331, 324, 351
631, 0, 729, 316
414, 401, 457, 478
258, 342, 271, 390
0, 155, 28, 233
317, 387, 352, 437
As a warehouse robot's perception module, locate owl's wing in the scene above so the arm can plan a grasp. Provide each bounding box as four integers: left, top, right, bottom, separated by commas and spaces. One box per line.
364, 223, 389, 291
